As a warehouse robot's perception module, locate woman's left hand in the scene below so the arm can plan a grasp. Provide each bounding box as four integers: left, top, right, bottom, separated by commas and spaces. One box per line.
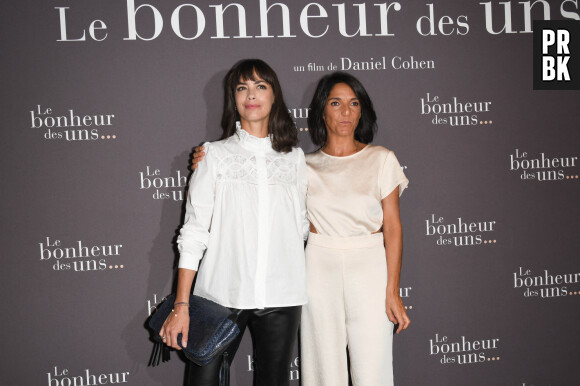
385, 291, 410, 334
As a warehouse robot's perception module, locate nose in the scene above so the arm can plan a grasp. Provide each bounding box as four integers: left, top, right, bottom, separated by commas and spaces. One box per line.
341, 105, 350, 116
247, 87, 256, 100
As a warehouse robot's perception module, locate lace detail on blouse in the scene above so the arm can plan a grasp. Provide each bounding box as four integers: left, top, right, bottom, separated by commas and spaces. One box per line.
217, 154, 296, 185
177, 127, 308, 308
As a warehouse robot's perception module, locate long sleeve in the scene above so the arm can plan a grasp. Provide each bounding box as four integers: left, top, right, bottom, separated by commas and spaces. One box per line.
297, 148, 309, 240
177, 142, 216, 270
177, 130, 307, 309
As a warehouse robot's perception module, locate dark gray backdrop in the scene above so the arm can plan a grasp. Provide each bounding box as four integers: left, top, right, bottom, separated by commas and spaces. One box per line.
1, 1, 579, 385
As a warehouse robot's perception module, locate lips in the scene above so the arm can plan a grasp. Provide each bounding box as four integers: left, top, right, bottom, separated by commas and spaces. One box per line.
245, 104, 260, 109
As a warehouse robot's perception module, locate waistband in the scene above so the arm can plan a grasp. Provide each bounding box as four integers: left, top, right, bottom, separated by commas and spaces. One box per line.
307, 232, 384, 250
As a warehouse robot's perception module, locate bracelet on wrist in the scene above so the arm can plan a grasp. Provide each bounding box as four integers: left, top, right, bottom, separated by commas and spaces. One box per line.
171, 309, 189, 317
173, 302, 189, 307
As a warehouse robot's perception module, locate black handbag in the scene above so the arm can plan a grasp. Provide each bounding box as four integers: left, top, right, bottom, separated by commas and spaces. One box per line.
148, 294, 240, 368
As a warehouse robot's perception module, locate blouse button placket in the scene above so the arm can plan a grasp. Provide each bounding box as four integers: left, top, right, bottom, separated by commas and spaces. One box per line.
254, 141, 269, 308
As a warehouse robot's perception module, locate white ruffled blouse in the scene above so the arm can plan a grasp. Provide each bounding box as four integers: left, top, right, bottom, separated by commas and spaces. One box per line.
177, 126, 308, 309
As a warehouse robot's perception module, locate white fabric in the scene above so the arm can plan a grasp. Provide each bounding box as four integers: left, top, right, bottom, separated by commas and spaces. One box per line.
301, 232, 394, 386
177, 126, 308, 309
306, 145, 408, 237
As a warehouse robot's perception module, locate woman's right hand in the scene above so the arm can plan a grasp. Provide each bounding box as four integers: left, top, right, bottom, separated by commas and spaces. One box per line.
159, 307, 190, 350
190, 146, 206, 170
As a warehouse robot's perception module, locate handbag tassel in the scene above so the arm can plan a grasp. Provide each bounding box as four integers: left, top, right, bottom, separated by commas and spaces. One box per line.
148, 341, 171, 367
219, 352, 230, 386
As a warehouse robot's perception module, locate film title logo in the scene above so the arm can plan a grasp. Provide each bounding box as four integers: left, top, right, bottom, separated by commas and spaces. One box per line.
400, 286, 413, 310
289, 107, 309, 132
146, 293, 168, 316
47, 366, 129, 386
513, 266, 580, 299
139, 166, 187, 201
56, 1, 404, 42
293, 55, 435, 73
341, 55, 435, 71
522, 383, 556, 386
247, 355, 300, 381
533, 20, 580, 90
509, 149, 578, 181
429, 333, 500, 365
420, 93, 492, 127
30, 105, 117, 141
425, 214, 496, 247
39, 237, 124, 272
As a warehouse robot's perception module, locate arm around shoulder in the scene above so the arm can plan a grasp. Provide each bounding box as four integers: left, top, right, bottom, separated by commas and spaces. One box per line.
296, 147, 309, 240
177, 142, 216, 271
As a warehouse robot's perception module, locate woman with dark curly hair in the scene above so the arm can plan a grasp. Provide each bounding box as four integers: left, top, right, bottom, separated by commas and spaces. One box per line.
162, 59, 308, 386
300, 72, 410, 386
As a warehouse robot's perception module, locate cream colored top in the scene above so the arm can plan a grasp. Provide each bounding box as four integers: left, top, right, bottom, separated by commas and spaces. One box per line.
306, 144, 408, 237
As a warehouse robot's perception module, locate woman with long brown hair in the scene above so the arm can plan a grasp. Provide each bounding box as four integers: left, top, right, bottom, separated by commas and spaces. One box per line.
161, 59, 308, 386
191, 71, 411, 385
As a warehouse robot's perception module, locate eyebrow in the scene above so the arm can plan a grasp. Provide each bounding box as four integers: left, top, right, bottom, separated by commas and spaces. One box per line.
237, 80, 266, 85
328, 96, 359, 100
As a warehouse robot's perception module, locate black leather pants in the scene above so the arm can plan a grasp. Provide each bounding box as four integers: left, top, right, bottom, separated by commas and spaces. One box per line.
187, 305, 302, 386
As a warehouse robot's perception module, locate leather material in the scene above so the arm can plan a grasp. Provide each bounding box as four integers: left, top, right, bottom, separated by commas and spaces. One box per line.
148, 294, 240, 366
187, 306, 302, 386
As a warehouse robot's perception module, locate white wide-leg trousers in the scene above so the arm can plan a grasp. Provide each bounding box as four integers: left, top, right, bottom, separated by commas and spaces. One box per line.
301, 232, 394, 386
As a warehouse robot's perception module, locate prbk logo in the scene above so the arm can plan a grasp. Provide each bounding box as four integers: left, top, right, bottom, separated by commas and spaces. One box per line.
246, 355, 300, 381
30, 105, 117, 141
533, 20, 580, 90
509, 149, 578, 181
420, 93, 492, 127
513, 266, 580, 299
425, 214, 497, 247
47, 366, 129, 386
39, 237, 124, 272
139, 166, 188, 201
429, 333, 500, 365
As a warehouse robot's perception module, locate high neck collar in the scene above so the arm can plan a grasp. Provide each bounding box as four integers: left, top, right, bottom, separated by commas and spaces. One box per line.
235, 122, 272, 152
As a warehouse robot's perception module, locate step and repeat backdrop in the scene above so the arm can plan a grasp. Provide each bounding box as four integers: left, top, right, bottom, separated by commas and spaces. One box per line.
1, 1, 579, 385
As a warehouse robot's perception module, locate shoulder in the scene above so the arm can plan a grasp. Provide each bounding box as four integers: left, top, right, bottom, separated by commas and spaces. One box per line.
277, 146, 306, 163
296, 147, 306, 163
292, 146, 305, 160
365, 144, 392, 157
359, 144, 392, 166
370, 146, 406, 177
203, 135, 239, 157
305, 149, 323, 164
284, 147, 306, 171
368, 144, 404, 162
288, 146, 304, 157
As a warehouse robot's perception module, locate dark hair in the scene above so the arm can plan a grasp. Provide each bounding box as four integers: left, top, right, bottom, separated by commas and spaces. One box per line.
221, 59, 297, 153
307, 72, 377, 147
